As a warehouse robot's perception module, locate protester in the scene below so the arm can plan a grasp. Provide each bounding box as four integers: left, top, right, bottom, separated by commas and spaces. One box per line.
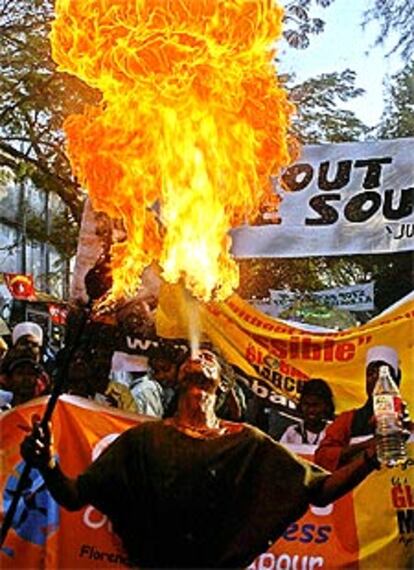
40, 331, 58, 375
1, 357, 49, 407
22, 349, 380, 569
131, 345, 184, 417
108, 345, 182, 418
0, 322, 50, 406
2, 321, 51, 387
148, 343, 247, 421
280, 378, 335, 445
128, 368, 164, 417
315, 345, 408, 470
10, 321, 43, 363
66, 345, 137, 412
0, 389, 12, 411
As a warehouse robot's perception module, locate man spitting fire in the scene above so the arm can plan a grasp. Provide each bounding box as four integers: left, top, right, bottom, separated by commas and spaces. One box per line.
22, 350, 380, 568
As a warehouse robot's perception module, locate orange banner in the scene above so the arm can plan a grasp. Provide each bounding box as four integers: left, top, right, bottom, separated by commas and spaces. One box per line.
249, 445, 360, 570
1, 397, 413, 569
0, 397, 139, 569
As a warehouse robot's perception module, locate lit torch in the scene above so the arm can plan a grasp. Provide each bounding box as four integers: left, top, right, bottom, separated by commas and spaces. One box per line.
51, 0, 294, 303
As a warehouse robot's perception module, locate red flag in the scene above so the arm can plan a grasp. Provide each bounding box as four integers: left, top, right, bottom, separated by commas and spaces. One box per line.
4, 273, 36, 301
48, 303, 68, 325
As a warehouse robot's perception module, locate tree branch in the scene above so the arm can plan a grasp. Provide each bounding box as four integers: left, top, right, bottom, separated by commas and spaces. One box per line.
0, 141, 84, 221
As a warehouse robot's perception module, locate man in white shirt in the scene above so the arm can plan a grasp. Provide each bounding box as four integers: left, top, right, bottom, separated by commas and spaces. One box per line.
280, 378, 335, 445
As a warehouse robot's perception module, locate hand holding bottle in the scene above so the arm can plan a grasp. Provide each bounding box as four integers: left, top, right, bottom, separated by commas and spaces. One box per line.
401, 400, 413, 440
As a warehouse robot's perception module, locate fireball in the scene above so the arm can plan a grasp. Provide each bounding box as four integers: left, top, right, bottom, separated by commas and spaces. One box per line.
51, 0, 294, 301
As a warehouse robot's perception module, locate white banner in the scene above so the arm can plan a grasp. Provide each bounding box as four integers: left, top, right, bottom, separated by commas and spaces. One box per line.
268, 282, 375, 314
231, 138, 414, 257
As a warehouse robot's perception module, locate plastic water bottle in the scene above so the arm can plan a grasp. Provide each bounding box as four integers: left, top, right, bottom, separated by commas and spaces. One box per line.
373, 364, 407, 467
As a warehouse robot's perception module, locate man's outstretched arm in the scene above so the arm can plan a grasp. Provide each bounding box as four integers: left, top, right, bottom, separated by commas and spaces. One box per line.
310, 438, 379, 507
20, 422, 86, 511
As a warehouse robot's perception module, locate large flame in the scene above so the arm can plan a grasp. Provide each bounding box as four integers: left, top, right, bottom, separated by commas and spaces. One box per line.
51, 0, 294, 301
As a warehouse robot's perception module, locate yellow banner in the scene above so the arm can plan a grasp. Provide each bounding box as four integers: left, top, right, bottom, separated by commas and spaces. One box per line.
156, 287, 414, 413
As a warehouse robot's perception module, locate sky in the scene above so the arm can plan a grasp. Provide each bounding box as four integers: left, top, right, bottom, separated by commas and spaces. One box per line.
278, 0, 403, 127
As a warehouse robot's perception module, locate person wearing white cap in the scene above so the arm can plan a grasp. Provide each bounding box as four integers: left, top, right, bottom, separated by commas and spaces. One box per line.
0, 322, 51, 405
315, 345, 405, 471
1, 322, 43, 375
11, 321, 44, 363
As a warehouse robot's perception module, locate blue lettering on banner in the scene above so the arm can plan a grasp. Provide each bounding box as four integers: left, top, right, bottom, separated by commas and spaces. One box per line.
282, 523, 332, 545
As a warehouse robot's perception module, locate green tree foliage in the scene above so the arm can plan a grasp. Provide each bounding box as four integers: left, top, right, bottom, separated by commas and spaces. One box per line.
238, 255, 369, 300
283, 0, 336, 49
364, 0, 414, 62
238, 257, 328, 299
0, 0, 99, 258
288, 69, 369, 143
238, 250, 413, 317
348, 252, 413, 313
377, 61, 414, 139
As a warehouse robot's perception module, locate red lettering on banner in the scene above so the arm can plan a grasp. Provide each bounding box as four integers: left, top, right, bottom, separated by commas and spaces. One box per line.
377, 310, 414, 328
227, 301, 294, 335
392, 484, 414, 509
268, 340, 288, 360
253, 337, 357, 363
246, 343, 256, 363
206, 304, 221, 316
358, 335, 372, 345
246, 344, 265, 365
227, 299, 413, 344
335, 343, 355, 361
301, 338, 336, 361
290, 338, 300, 359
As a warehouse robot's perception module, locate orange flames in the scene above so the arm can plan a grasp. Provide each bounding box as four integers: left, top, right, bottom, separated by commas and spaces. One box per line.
51, 0, 294, 302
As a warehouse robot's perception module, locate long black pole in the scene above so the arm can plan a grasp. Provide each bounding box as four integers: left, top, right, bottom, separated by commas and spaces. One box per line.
0, 305, 91, 548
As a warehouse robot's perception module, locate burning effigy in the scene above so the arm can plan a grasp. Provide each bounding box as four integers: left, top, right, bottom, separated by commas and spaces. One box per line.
51, 0, 294, 305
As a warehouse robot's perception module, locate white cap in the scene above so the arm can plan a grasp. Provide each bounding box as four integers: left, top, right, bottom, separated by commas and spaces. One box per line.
12, 322, 43, 346
366, 345, 399, 376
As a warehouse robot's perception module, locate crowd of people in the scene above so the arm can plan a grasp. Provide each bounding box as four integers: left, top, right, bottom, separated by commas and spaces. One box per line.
1, 316, 411, 567
0, 320, 409, 451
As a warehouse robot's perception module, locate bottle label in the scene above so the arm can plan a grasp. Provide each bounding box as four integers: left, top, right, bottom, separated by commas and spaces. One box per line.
374, 394, 402, 414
